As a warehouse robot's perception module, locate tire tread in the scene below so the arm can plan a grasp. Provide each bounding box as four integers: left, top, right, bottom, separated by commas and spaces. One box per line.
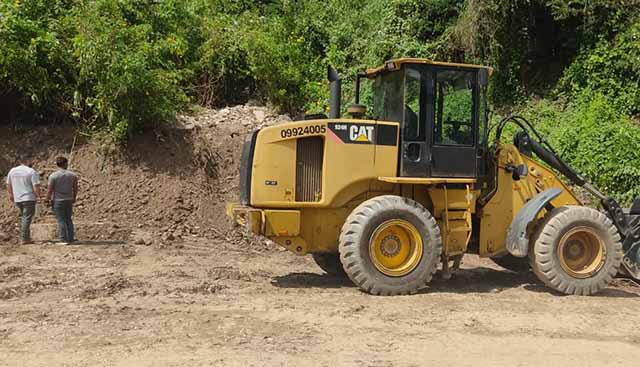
529, 206, 622, 296
338, 195, 442, 296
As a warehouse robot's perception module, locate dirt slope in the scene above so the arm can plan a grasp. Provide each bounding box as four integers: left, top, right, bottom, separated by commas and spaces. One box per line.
0, 105, 286, 244
1, 106, 640, 366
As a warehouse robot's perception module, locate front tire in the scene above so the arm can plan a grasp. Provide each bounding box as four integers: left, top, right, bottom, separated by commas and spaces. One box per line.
338, 195, 442, 296
529, 206, 622, 295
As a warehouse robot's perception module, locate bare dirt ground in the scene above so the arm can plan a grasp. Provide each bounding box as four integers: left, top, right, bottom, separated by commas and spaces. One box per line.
1, 242, 640, 367
2, 106, 640, 366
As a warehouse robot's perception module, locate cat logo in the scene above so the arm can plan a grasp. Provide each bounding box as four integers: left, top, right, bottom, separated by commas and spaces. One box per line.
328, 122, 389, 145
349, 125, 374, 142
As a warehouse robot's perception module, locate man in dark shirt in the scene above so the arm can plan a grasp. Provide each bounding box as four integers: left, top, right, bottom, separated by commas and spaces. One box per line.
46, 156, 78, 245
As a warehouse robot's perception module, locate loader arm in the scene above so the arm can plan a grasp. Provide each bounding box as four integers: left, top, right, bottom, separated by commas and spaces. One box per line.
498, 115, 640, 279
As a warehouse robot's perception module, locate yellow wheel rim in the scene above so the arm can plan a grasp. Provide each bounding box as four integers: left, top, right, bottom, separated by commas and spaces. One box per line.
369, 219, 423, 277
557, 226, 606, 278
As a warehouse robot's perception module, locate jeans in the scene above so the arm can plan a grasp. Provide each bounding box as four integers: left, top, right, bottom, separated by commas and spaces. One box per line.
16, 201, 36, 241
53, 200, 74, 242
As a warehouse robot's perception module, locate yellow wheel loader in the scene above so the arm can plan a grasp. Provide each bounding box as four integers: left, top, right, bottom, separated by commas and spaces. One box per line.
227, 58, 640, 296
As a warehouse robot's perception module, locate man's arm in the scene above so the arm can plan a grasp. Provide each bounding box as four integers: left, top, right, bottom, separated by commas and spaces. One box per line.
32, 172, 41, 200
46, 183, 53, 203
6, 182, 13, 203
33, 183, 41, 200
6, 172, 13, 202
46, 174, 54, 204
72, 175, 78, 203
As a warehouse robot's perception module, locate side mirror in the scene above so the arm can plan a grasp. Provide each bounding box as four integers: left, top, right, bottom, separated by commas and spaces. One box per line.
478, 68, 489, 87
507, 163, 528, 181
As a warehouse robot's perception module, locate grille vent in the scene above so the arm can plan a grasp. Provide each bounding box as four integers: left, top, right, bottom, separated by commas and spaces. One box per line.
295, 137, 324, 202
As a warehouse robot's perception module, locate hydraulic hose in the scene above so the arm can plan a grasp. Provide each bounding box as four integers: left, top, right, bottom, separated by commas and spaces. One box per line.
493, 115, 606, 200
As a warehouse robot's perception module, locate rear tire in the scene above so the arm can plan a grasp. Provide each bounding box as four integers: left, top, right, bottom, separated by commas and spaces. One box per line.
491, 254, 530, 273
529, 206, 622, 295
338, 195, 442, 296
312, 253, 346, 276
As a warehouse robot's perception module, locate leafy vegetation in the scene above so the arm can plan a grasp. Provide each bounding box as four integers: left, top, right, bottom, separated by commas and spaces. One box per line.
1, 0, 640, 202
518, 95, 640, 203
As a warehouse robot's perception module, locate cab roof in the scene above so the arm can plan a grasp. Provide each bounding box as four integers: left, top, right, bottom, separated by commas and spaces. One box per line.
365, 58, 494, 78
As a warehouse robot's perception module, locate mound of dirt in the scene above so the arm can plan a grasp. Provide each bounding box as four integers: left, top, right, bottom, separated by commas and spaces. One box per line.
0, 105, 288, 244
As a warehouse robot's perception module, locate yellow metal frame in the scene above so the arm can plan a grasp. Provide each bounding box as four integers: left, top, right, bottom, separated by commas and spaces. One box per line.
264, 210, 300, 237
366, 58, 494, 78
227, 204, 263, 235
478, 144, 581, 257
230, 141, 584, 260
228, 93, 584, 262
378, 177, 476, 185
428, 184, 476, 256
250, 119, 399, 208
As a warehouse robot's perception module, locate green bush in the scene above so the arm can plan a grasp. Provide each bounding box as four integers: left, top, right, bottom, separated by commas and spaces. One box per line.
555, 95, 640, 204
193, 14, 253, 106
1, 0, 195, 139
72, 0, 190, 138
519, 94, 640, 205
1, 0, 639, 149
0, 0, 75, 121
556, 21, 640, 116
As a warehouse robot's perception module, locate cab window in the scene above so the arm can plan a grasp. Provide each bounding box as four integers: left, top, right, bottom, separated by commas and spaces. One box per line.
403, 68, 423, 141
434, 70, 475, 146
373, 71, 403, 123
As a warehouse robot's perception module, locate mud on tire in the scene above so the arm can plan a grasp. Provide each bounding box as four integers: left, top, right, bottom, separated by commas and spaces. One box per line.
529, 206, 623, 296
338, 195, 442, 296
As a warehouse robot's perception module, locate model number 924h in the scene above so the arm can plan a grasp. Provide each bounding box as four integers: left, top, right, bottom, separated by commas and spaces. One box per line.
280, 125, 326, 138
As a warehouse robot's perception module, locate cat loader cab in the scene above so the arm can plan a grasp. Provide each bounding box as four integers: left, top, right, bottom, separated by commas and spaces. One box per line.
367, 59, 490, 179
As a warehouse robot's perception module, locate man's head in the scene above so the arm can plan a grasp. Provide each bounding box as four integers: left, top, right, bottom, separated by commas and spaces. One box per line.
17, 153, 34, 168
55, 156, 69, 169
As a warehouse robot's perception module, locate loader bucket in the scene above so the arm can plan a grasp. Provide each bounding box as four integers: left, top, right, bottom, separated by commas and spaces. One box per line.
621, 211, 640, 279
618, 199, 640, 278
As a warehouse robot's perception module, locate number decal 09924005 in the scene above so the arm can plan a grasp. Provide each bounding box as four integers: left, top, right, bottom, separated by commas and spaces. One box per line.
280, 125, 326, 138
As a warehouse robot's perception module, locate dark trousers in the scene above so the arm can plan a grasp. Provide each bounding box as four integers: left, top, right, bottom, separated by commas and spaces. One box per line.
16, 201, 36, 241
53, 200, 74, 242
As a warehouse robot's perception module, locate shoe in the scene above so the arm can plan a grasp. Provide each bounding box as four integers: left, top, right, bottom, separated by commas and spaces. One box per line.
20, 240, 34, 245
58, 241, 69, 245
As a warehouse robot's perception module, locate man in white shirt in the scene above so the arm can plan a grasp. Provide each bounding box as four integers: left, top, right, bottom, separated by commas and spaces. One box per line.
5, 158, 41, 244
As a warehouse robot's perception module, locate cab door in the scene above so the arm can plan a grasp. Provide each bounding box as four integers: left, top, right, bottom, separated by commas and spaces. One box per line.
400, 66, 431, 177
430, 68, 478, 178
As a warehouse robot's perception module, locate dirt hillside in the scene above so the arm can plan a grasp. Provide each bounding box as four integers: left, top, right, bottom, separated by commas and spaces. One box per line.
0, 105, 287, 244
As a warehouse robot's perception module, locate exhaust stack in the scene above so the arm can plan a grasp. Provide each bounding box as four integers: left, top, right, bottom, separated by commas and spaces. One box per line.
328, 66, 341, 119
